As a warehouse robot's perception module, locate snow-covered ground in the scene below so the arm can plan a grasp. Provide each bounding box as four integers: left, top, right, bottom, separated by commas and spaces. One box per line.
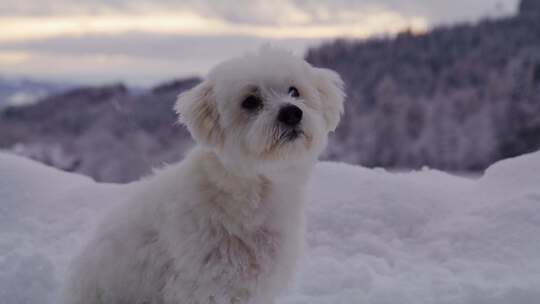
1, 151, 540, 303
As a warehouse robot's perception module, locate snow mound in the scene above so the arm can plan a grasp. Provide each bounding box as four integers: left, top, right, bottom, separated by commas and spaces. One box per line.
1, 152, 540, 303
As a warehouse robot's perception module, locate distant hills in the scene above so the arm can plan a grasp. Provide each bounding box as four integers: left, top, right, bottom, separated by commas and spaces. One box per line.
307, 2, 540, 171
0, 77, 70, 108
1, 1, 540, 182
0, 79, 199, 182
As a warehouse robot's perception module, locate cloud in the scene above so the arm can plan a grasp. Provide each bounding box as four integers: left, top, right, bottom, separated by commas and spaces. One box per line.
0, 34, 319, 86
0, 0, 519, 85
0, 51, 31, 65
0, 0, 519, 25
0, 9, 428, 43
0, 0, 519, 43
0, 33, 314, 59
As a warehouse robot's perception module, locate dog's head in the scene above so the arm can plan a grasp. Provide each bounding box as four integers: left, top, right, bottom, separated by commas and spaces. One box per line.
176, 47, 345, 170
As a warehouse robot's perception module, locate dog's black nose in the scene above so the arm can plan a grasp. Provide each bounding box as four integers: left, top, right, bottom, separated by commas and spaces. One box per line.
277, 104, 303, 126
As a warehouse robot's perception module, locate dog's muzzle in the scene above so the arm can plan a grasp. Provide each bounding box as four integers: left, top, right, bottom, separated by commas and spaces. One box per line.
277, 104, 304, 142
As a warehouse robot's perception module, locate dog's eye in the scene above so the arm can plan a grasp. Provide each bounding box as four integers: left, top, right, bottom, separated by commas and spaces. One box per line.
288, 86, 300, 98
241, 95, 262, 111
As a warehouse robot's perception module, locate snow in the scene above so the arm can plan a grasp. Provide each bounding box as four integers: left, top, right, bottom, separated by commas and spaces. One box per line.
1, 151, 540, 303
0, 153, 132, 303
5, 91, 44, 107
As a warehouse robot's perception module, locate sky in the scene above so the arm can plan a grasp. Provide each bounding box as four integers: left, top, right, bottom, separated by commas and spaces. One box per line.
0, 0, 519, 87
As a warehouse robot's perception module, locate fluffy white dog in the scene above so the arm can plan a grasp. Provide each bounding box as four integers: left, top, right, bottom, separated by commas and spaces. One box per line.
63, 47, 345, 304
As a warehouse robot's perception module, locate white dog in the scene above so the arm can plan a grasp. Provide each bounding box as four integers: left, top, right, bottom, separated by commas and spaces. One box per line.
63, 47, 345, 304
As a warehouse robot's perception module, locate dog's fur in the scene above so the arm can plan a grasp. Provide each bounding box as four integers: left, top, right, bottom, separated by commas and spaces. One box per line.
62, 47, 345, 304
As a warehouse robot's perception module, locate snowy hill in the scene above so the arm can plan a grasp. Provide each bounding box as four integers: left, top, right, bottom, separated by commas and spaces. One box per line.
0, 77, 70, 108
0, 79, 198, 183
1, 152, 540, 303
307, 8, 540, 171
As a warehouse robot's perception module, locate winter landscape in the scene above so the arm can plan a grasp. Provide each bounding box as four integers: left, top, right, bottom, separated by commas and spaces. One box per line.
1, 0, 540, 303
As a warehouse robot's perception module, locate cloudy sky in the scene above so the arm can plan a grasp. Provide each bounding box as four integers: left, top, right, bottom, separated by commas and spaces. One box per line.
0, 0, 519, 87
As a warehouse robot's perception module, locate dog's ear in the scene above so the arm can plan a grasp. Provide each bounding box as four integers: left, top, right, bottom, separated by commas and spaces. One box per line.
313, 68, 345, 132
175, 80, 224, 147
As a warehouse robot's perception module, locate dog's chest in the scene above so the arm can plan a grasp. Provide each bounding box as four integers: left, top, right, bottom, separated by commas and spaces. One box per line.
167, 225, 281, 303
202, 226, 280, 278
